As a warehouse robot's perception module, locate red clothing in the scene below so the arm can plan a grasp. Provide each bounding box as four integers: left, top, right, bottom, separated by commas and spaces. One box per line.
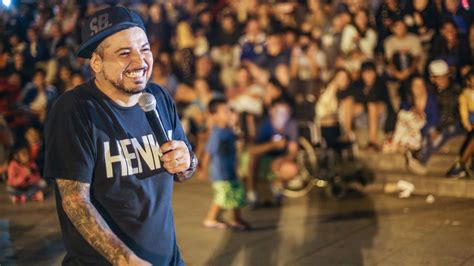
7, 161, 41, 188
29, 143, 41, 161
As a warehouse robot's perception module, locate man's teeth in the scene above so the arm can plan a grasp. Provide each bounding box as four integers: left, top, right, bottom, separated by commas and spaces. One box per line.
125, 70, 145, 78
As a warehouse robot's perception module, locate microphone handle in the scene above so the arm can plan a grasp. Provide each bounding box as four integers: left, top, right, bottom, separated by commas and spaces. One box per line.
145, 109, 170, 146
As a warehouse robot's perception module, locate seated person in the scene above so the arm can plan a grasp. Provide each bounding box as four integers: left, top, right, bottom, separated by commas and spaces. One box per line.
344, 61, 394, 149
20, 69, 57, 122
407, 60, 463, 174
7, 144, 47, 203
402, 75, 440, 175
248, 98, 299, 206
384, 19, 423, 102
388, 76, 429, 153
316, 68, 353, 146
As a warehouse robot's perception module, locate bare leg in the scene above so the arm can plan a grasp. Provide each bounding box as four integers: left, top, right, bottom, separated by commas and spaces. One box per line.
368, 102, 379, 144
231, 208, 243, 223
246, 154, 259, 204
203, 204, 222, 224
460, 138, 474, 164
229, 208, 251, 230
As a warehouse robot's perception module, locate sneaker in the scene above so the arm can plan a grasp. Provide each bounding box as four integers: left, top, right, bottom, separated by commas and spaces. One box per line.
405, 151, 428, 175
446, 162, 467, 179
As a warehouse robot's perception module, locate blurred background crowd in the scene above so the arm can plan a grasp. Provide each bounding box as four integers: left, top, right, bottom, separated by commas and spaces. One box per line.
0, 0, 473, 203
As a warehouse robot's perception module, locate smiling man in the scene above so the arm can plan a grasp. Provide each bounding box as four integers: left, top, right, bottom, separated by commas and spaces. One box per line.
43, 6, 197, 266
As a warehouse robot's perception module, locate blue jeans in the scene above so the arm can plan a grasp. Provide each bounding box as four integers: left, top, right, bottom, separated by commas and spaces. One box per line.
417, 124, 464, 165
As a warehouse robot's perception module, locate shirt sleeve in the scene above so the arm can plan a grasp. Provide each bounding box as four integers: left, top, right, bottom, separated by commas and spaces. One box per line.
43, 94, 96, 183
340, 25, 356, 55
286, 120, 299, 142
459, 92, 470, 130
205, 130, 219, 156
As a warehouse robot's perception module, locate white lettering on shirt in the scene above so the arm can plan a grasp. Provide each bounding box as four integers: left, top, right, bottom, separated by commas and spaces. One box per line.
103, 133, 171, 178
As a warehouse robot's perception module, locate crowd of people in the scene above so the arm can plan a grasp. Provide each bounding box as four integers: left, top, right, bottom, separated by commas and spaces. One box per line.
0, 0, 473, 212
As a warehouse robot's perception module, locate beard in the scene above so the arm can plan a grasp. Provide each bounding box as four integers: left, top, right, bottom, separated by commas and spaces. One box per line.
104, 71, 148, 95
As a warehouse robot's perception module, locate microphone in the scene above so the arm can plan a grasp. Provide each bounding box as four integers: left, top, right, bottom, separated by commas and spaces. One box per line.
138, 92, 170, 146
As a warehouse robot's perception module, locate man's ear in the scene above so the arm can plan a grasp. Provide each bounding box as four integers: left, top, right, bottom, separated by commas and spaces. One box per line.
90, 52, 103, 74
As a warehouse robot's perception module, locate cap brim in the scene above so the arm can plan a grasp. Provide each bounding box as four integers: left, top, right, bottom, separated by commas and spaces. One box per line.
76, 22, 143, 58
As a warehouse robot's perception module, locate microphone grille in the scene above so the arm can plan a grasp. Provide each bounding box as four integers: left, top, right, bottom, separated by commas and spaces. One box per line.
138, 93, 156, 112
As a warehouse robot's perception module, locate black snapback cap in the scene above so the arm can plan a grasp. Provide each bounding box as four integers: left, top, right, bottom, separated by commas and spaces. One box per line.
77, 6, 146, 58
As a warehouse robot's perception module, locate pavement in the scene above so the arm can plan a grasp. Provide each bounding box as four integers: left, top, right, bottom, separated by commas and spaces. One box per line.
1, 179, 474, 266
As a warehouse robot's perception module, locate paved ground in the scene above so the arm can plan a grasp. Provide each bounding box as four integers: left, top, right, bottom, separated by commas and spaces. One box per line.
1, 179, 474, 266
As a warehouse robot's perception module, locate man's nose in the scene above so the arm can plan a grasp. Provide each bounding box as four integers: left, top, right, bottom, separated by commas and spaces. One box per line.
130, 50, 147, 66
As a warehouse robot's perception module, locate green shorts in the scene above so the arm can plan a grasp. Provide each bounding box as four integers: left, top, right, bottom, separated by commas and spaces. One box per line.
212, 180, 246, 209
258, 155, 278, 181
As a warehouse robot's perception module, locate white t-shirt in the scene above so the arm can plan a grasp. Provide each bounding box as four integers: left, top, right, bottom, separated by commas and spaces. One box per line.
384, 33, 423, 61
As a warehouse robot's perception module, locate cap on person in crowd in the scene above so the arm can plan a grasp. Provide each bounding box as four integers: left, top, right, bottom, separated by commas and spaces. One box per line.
77, 6, 146, 58
428, 59, 449, 77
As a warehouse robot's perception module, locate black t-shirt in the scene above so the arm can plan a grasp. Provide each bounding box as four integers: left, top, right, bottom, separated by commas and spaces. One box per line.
44, 80, 190, 266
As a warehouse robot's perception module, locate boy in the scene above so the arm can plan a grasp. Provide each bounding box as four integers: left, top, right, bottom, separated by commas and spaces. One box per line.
203, 98, 250, 230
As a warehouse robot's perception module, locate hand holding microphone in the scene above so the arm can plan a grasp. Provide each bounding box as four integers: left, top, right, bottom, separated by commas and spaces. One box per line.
138, 93, 191, 175
159, 141, 191, 174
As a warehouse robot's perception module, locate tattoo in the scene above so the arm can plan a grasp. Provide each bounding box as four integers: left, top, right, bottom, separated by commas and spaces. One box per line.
56, 179, 132, 265
174, 150, 198, 182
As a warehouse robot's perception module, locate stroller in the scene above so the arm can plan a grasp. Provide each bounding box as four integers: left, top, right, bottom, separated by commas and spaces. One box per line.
282, 81, 372, 198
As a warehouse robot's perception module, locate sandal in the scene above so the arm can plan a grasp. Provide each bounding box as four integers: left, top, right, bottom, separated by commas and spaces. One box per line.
203, 220, 228, 229
228, 221, 252, 231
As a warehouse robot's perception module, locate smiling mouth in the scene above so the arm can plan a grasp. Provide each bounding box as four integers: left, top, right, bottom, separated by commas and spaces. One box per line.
124, 68, 147, 79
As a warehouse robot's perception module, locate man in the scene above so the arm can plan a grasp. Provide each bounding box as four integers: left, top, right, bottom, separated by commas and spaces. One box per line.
248, 98, 299, 206
44, 7, 197, 266
406, 59, 462, 175
384, 19, 423, 102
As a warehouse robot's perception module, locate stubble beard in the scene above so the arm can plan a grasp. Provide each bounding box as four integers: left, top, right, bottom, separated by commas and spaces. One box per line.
104, 71, 148, 95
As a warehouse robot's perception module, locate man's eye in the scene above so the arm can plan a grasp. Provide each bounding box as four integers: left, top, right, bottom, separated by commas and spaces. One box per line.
142, 47, 151, 52
120, 52, 130, 57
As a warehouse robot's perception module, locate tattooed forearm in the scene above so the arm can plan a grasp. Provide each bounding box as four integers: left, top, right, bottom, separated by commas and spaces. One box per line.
56, 179, 133, 265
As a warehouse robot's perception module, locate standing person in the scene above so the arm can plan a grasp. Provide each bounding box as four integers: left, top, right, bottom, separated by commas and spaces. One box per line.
43, 7, 197, 266
202, 98, 250, 230
446, 70, 474, 178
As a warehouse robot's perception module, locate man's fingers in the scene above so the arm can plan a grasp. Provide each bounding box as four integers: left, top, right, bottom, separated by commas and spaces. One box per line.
161, 149, 184, 162
160, 141, 178, 154
159, 140, 190, 173
163, 159, 189, 174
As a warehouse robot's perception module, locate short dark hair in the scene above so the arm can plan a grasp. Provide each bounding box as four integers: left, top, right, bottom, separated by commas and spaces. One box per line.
34, 68, 46, 77
10, 142, 28, 161
361, 61, 376, 73
270, 97, 291, 108
208, 98, 227, 114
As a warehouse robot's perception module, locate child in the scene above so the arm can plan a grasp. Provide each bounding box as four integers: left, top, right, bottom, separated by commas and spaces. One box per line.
202, 98, 251, 230
7, 144, 46, 203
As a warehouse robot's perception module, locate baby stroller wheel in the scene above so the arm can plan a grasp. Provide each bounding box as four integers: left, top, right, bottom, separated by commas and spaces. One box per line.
282, 137, 318, 198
